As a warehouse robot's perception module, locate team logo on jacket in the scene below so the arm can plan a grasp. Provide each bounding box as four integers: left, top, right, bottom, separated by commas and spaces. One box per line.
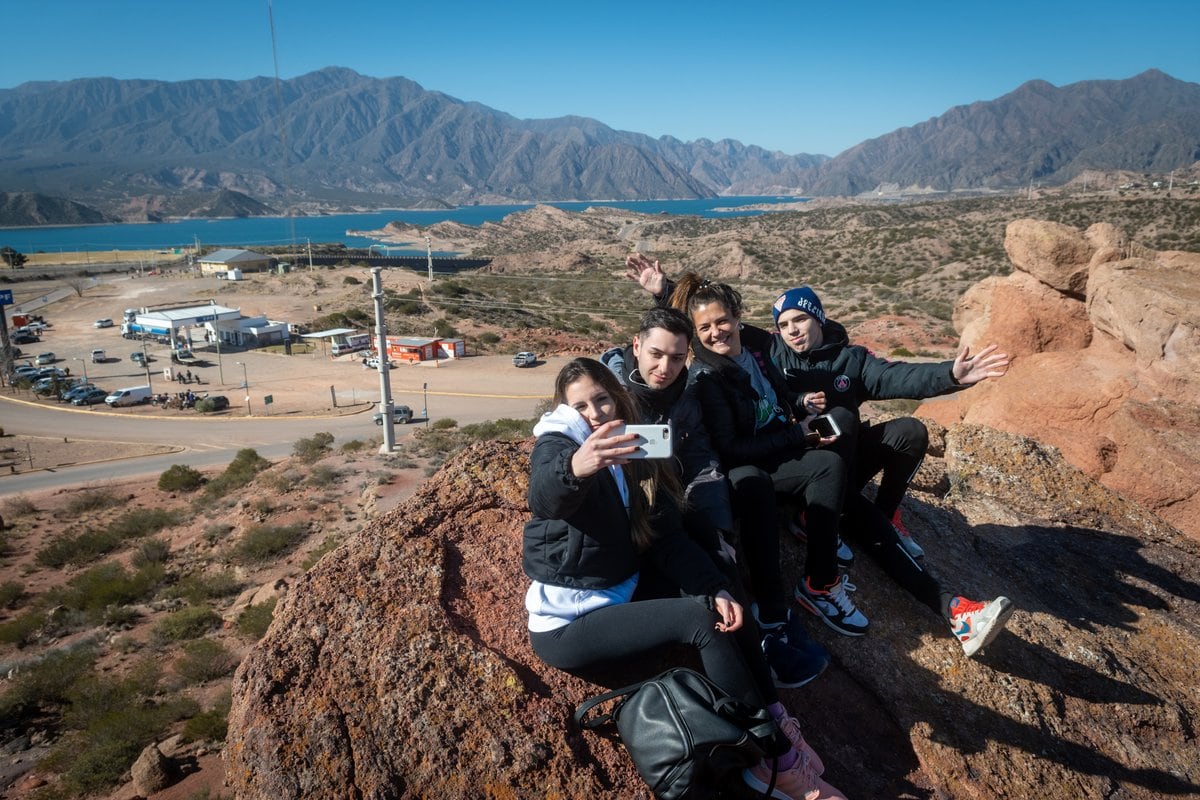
834, 374, 851, 392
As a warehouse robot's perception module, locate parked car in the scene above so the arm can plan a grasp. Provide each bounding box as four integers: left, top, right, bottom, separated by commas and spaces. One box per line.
130, 351, 148, 365
36, 367, 67, 379
91, 348, 106, 363
12, 331, 38, 344
62, 383, 98, 402
94, 318, 114, 328
373, 405, 414, 425
512, 351, 537, 368
105, 385, 152, 407
72, 387, 109, 406
13, 365, 41, 380
34, 352, 56, 365
363, 355, 395, 369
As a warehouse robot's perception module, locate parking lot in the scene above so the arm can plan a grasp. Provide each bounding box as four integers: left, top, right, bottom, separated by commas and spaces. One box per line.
3, 270, 558, 425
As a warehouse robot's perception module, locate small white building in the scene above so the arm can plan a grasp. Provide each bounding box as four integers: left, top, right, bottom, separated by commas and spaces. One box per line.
197, 249, 272, 276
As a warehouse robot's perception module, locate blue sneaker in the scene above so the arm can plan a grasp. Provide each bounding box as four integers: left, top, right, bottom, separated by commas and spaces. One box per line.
752, 603, 831, 688
752, 603, 831, 664
762, 630, 829, 689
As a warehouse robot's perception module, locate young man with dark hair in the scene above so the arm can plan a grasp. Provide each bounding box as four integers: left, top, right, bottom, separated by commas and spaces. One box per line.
603, 306, 830, 687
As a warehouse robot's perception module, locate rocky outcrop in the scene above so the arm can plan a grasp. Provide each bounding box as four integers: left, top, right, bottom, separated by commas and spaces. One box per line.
923, 218, 1200, 538
228, 435, 1200, 799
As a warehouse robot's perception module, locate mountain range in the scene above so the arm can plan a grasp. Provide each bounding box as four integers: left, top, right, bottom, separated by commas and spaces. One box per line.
0, 67, 1197, 221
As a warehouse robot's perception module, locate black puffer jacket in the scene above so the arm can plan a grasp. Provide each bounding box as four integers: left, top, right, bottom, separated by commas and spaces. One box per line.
770, 321, 963, 424
689, 323, 812, 470
522, 432, 729, 598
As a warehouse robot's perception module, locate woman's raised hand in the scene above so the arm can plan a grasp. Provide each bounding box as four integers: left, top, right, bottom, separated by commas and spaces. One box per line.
625, 252, 666, 297
570, 419, 640, 478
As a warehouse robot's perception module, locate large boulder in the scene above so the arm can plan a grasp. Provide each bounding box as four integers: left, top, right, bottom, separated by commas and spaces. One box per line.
927, 219, 1200, 538
1003, 218, 1094, 295
227, 436, 1200, 800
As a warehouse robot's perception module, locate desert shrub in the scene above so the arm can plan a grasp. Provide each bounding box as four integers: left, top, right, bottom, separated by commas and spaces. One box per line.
65, 488, 123, 515
306, 464, 340, 487
158, 464, 204, 492
175, 639, 237, 683
236, 597, 276, 639
36, 528, 123, 568
341, 438, 367, 453
201, 522, 234, 545
342, 275, 362, 285
0, 580, 24, 608
431, 418, 458, 430
48, 662, 197, 795
194, 397, 218, 413
302, 535, 340, 571
182, 691, 231, 743
131, 538, 170, 568
249, 497, 275, 515
231, 523, 308, 564
112, 507, 183, 538
203, 448, 270, 500
166, 569, 241, 603
477, 332, 501, 344
890, 346, 916, 358
52, 563, 164, 619
0, 610, 45, 646
293, 432, 335, 463
2, 494, 37, 517
0, 646, 98, 721
153, 605, 221, 642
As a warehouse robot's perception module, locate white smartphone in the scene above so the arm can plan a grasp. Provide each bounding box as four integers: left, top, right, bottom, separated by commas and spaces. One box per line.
810, 414, 841, 438
613, 423, 673, 459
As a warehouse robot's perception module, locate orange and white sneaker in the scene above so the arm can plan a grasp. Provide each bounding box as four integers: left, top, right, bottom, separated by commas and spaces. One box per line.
891, 509, 925, 559
949, 595, 1014, 657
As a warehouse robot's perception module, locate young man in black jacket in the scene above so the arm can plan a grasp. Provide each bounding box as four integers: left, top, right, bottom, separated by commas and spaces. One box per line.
602, 306, 830, 686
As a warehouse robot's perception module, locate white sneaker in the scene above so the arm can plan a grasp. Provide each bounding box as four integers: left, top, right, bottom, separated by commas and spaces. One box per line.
949, 595, 1014, 657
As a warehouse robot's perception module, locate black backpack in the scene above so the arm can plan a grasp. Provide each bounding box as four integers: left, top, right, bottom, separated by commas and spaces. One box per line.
573, 667, 781, 800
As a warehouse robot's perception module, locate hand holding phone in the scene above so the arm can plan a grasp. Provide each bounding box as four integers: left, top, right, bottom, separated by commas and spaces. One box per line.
809, 414, 841, 439
612, 423, 673, 459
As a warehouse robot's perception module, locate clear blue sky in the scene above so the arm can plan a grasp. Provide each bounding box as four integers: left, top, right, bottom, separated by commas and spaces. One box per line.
5, 0, 1198, 156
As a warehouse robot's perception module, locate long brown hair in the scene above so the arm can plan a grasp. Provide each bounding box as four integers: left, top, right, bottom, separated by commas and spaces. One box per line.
553, 357, 683, 551
668, 271, 745, 321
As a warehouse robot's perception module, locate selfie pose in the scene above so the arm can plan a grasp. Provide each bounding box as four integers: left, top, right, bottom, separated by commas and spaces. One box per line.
602, 307, 830, 688
523, 357, 844, 799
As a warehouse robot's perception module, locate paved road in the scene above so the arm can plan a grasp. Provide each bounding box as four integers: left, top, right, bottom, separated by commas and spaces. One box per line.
0, 356, 559, 494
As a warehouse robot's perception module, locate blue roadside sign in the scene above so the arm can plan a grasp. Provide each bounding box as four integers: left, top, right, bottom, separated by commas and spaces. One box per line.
0, 289, 13, 305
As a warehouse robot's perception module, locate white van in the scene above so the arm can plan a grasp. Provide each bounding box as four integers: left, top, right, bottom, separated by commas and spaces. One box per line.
91, 348, 106, 363
105, 385, 152, 407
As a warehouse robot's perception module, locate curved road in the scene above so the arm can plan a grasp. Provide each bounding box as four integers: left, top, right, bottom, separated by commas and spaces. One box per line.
1, 368, 552, 494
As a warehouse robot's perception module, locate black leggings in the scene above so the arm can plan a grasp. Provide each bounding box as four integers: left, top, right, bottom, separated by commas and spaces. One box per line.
529, 597, 767, 707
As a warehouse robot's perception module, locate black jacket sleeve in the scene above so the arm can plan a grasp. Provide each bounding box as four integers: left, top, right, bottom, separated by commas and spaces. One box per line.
527, 434, 595, 520
857, 349, 961, 401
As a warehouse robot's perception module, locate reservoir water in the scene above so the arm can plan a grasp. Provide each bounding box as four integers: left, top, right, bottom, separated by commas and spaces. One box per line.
1, 196, 803, 255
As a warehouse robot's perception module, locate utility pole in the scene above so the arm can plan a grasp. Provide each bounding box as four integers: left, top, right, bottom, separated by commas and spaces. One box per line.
307, 238, 314, 271
370, 266, 395, 453
425, 235, 433, 283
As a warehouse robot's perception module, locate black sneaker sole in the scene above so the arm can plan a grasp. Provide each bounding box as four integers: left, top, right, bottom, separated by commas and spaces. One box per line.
771, 657, 830, 689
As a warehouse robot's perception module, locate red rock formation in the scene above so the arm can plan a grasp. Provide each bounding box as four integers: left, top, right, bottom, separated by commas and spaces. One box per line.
228, 434, 1200, 799
922, 218, 1200, 538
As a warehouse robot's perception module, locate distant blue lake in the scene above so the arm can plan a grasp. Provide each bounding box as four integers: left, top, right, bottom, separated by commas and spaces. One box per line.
1, 196, 804, 255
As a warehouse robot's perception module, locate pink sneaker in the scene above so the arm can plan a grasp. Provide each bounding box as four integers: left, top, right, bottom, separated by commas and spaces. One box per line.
743, 756, 846, 800
776, 714, 824, 776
